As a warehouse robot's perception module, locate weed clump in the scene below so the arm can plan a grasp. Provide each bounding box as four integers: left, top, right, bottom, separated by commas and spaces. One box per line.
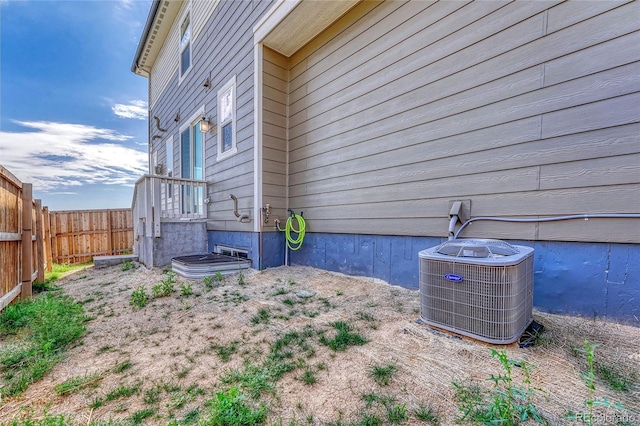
199, 387, 266, 425
0, 293, 87, 397
453, 349, 544, 425
130, 285, 150, 308
152, 272, 176, 297
370, 364, 397, 386
319, 321, 368, 351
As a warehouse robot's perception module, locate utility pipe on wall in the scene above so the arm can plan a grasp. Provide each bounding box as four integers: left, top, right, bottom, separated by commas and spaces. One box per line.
229, 194, 250, 222
453, 213, 640, 240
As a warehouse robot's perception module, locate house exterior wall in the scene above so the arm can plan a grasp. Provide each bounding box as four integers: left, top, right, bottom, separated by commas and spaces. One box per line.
261, 46, 289, 228
136, 0, 640, 324
286, 0, 640, 243
148, 0, 276, 234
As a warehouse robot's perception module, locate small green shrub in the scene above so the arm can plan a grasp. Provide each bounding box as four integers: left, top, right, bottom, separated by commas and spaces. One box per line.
152, 276, 175, 297
121, 261, 134, 271
129, 285, 149, 308
568, 340, 627, 425
237, 271, 246, 286
180, 282, 194, 296
203, 276, 214, 291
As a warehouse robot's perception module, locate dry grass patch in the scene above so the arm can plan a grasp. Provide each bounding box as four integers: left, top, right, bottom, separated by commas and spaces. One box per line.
1, 264, 638, 425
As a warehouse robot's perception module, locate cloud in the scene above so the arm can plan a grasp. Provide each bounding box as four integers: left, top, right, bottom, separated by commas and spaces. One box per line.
0, 120, 148, 191
112, 99, 148, 120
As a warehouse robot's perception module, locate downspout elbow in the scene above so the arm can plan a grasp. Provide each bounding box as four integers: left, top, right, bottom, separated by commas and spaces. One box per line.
229, 194, 241, 218
448, 215, 459, 241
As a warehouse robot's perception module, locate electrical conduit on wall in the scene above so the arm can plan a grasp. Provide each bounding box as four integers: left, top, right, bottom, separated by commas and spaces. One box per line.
453, 214, 640, 240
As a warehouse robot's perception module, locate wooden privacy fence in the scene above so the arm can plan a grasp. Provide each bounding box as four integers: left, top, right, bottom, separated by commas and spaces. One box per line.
1, 164, 135, 311
0, 165, 47, 310
49, 209, 133, 264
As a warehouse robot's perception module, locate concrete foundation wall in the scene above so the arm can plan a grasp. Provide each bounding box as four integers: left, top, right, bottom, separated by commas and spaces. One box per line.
136, 221, 208, 268
207, 230, 639, 325
207, 230, 285, 270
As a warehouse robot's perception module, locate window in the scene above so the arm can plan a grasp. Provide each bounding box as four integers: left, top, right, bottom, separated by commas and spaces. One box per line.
217, 76, 237, 160
180, 12, 191, 78
179, 109, 204, 214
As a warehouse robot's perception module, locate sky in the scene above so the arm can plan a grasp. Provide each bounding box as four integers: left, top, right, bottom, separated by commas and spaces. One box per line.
0, 0, 152, 211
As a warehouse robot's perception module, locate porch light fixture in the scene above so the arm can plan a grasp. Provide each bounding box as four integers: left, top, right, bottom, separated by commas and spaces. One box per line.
200, 114, 212, 133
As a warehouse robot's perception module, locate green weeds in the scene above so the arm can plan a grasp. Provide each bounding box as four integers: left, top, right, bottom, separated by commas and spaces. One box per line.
199, 387, 266, 425
180, 282, 194, 296
0, 293, 87, 397
453, 349, 544, 425
54, 372, 103, 396
152, 273, 176, 297
369, 364, 397, 386
212, 341, 239, 362
301, 369, 317, 385
567, 340, 628, 425
129, 285, 149, 308
250, 308, 271, 325
319, 321, 368, 351
414, 404, 440, 424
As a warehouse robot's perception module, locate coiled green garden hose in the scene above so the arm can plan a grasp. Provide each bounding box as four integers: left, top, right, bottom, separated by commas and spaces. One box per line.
285, 214, 306, 250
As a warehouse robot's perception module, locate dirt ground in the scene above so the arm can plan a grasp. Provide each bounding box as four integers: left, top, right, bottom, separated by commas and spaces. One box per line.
1, 263, 638, 425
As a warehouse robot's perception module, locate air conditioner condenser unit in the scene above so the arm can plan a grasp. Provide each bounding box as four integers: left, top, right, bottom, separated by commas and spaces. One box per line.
419, 239, 534, 344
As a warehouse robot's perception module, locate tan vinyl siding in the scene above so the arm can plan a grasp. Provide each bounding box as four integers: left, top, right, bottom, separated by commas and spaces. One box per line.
285, 0, 640, 243
261, 47, 288, 231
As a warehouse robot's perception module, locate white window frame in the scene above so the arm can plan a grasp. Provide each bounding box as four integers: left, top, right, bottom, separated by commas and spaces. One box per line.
178, 3, 192, 84
166, 136, 174, 201
217, 75, 237, 161
178, 107, 205, 215
179, 106, 205, 180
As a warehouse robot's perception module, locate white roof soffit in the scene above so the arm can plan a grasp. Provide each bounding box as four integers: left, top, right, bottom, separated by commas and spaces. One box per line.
132, 0, 181, 77
259, 0, 361, 57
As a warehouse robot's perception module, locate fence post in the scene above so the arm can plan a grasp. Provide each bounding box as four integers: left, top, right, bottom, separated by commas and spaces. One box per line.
106, 210, 113, 255
21, 183, 33, 300
35, 199, 45, 283
43, 207, 53, 272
